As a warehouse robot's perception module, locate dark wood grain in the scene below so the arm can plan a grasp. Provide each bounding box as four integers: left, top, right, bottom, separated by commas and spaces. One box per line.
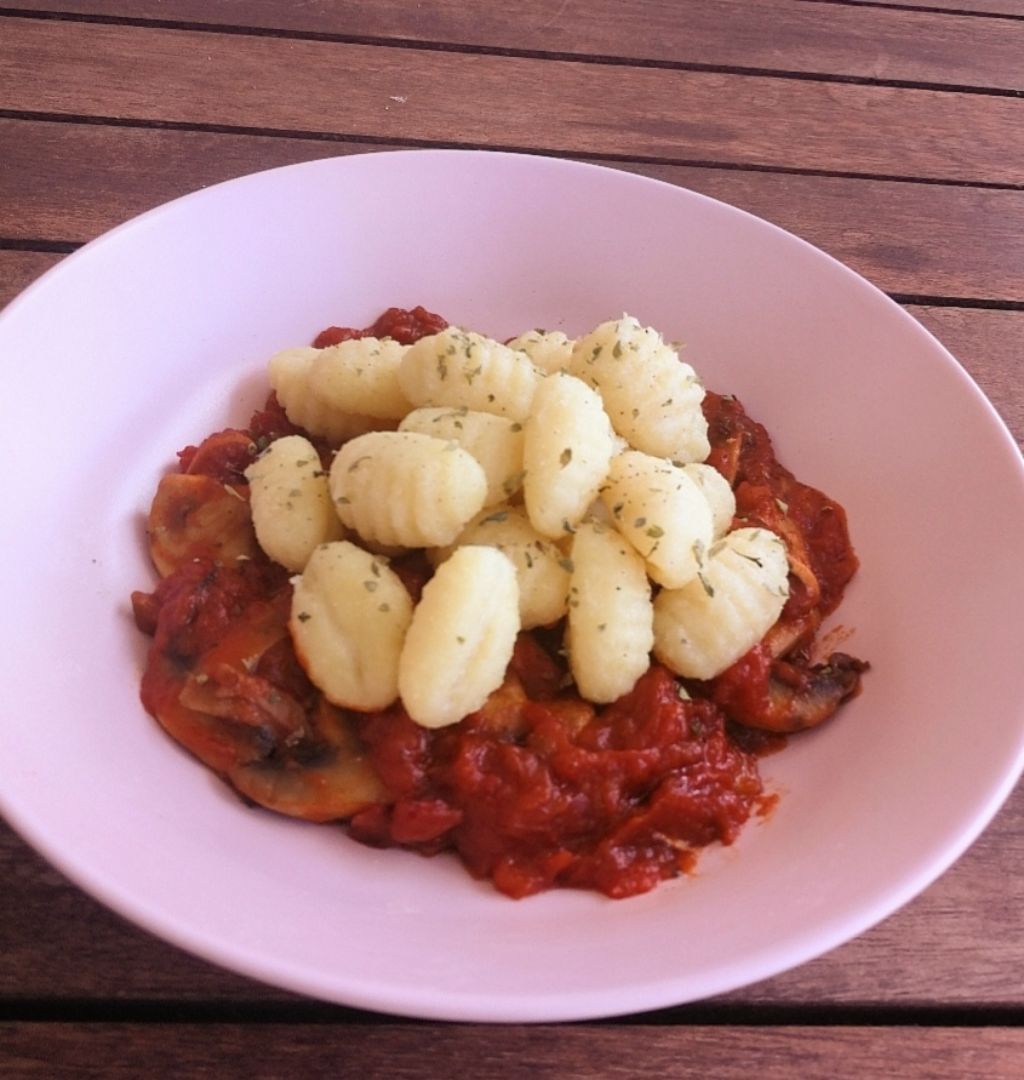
908, 306, 1024, 442
623, 164, 1024, 302
2, 18, 1022, 184
0, 250, 63, 308
7, 0, 1023, 91
2, 1022, 1024, 1079
2, 121, 1022, 302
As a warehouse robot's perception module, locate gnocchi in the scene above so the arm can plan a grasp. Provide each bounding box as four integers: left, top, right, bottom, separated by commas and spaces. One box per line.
398, 327, 542, 420
653, 527, 790, 680
308, 336, 411, 420
244, 434, 344, 572
258, 312, 794, 727
507, 328, 575, 374
431, 505, 571, 628
398, 406, 526, 506
398, 546, 521, 728
680, 462, 737, 539
290, 541, 414, 711
599, 450, 715, 589
522, 372, 616, 539
329, 430, 488, 548
268, 347, 384, 444
569, 316, 710, 463
566, 521, 654, 704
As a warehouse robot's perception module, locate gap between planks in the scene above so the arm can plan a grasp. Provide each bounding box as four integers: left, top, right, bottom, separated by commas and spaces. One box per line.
811, 0, 1024, 21
2, 997, 1024, 1026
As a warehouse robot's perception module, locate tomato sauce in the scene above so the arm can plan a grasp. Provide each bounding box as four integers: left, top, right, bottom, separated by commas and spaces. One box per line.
704, 391, 859, 617
313, 304, 448, 348
345, 656, 765, 899
133, 307, 866, 901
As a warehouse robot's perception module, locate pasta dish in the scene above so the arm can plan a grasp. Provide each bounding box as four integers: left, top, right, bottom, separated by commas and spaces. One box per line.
131, 306, 867, 899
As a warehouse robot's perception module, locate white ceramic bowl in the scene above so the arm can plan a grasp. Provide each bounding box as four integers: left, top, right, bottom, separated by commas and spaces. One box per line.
1, 151, 1023, 1022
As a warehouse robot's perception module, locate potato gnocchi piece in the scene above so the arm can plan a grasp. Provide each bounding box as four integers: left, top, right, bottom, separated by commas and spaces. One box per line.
244, 435, 344, 572
569, 315, 710, 463
507, 328, 575, 374
600, 450, 714, 589
653, 527, 790, 680
268, 347, 385, 444
290, 541, 414, 711
566, 521, 654, 704
522, 372, 616, 539
308, 337, 411, 420
398, 546, 520, 728
330, 431, 488, 548
431, 505, 571, 628
398, 327, 542, 420
398, 406, 526, 506
680, 463, 736, 539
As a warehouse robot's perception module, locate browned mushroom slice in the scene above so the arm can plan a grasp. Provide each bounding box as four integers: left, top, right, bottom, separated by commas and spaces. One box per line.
760, 654, 869, 733
711, 644, 868, 734
227, 700, 390, 823
148, 472, 259, 576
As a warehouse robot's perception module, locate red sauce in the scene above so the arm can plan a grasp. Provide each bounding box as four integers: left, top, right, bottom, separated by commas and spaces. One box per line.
133, 308, 866, 901
347, 660, 763, 899
177, 429, 257, 484
313, 304, 448, 348
136, 557, 292, 774
704, 392, 859, 617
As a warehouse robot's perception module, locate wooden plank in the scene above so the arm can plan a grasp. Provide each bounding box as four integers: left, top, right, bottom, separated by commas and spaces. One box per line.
2, 121, 1022, 302
0, 250, 64, 309
0, 122, 377, 244
8, 0, 1023, 92
2, 776, 1022, 1005
906, 306, 1024, 444
841, 0, 1024, 16
2, 1023, 1023, 1079
626, 162, 1024, 303
1, 19, 1021, 184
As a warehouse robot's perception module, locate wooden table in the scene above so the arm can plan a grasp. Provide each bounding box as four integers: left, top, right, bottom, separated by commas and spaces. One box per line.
2, 2, 1022, 1075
